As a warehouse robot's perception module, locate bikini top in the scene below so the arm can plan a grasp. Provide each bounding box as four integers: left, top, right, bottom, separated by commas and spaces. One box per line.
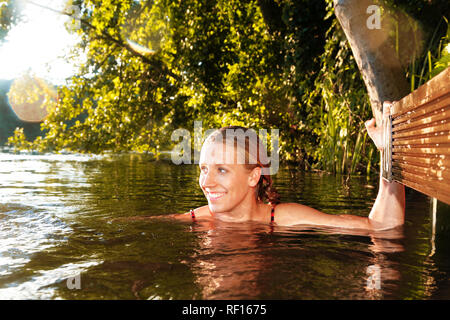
190, 204, 276, 222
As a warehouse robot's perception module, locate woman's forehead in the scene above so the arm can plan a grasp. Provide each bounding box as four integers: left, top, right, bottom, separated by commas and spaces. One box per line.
200, 141, 248, 165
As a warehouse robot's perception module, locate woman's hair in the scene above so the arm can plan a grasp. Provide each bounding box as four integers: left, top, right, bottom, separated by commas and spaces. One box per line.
204, 125, 280, 205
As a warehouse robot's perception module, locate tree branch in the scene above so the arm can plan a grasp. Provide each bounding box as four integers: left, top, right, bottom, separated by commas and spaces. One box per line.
333, 0, 410, 125
25, 0, 181, 82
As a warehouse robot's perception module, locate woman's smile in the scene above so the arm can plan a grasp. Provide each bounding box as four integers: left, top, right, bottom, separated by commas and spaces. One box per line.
206, 191, 227, 201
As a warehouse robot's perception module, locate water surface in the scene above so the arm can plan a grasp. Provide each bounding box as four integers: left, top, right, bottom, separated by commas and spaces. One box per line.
0, 152, 449, 299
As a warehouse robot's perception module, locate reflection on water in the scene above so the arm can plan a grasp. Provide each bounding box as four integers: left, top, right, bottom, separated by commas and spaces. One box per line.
0, 151, 449, 299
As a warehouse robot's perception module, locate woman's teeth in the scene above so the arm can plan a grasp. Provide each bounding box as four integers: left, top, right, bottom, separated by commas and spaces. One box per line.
208, 192, 226, 200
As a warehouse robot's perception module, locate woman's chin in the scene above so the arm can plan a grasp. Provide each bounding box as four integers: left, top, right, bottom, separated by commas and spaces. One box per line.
207, 203, 229, 214
207, 203, 220, 213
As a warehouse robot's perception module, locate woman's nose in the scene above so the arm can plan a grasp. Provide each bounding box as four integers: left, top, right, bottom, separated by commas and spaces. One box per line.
201, 171, 216, 188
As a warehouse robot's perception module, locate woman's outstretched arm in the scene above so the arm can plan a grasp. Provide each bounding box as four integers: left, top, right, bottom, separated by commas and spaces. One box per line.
276, 102, 405, 230
365, 103, 405, 229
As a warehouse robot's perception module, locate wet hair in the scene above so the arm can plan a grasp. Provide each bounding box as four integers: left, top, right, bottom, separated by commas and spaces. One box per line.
204, 125, 281, 205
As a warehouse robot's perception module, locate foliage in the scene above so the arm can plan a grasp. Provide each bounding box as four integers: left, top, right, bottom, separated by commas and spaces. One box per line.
304, 1, 377, 175
0, 0, 20, 41
8, 0, 329, 161
415, 17, 450, 85
376, 0, 450, 89
5, 0, 449, 176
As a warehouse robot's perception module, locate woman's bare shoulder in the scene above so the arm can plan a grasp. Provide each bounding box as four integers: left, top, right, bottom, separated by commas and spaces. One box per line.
273, 202, 327, 226
275, 202, 323, 213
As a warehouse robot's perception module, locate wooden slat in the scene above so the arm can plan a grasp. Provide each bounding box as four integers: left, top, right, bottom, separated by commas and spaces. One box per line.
393, 93, 450, 125
392, 106, 450, 133
392, 169, 450, 205
393, 176, 450, 205
393, 134, 450, 146
393, 157, 446, 171
392, 162, 450, 181
392, 67, 450, 117
392, 122, 449, 139
392, 154, 450, 169
392, 146, 450, 155
393, 130, 450, 142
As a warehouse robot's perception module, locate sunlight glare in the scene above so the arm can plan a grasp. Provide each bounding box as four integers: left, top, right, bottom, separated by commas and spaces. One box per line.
0, 0, 81, 84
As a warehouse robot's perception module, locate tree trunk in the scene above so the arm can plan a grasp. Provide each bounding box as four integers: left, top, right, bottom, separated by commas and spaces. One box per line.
333, 0, 410, 126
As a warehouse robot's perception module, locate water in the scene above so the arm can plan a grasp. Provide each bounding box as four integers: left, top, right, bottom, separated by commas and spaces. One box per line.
0, 152, 449, 299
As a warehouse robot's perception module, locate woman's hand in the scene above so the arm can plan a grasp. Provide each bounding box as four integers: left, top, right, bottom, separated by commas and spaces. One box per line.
365, 101, 392, 151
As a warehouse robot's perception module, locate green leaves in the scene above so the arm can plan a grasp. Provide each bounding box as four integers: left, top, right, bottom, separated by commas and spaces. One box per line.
431, 18, 450, 78
306, 8, 377, 175
3, 0, 348, 170
10, 0, 446, 177
0, 0, 20, 41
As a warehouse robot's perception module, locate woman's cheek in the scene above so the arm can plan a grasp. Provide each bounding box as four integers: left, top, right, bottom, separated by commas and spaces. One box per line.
215, 173, 228, 186
199, 173, 205, 188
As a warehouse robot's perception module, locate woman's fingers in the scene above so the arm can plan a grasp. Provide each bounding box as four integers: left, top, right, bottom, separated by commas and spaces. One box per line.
365, 118, 376, 130
365, 117, 383, 150
383, 101, 392, 116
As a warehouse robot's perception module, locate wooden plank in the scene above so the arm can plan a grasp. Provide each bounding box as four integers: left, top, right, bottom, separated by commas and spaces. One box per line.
392, 162, 450, 181
393, 134, 450, 146
392, 107, 450, 133
393, 158, 446, 172
393, 130, 450, 142
392, 169, 450, 205
393, 179, 450, 205
392, 122, 450, 139
392, 67, 450, 117
392, 154, 450, 168
392, 145, 450, 155
393, 176, 450, 205
393, 93, 450, 125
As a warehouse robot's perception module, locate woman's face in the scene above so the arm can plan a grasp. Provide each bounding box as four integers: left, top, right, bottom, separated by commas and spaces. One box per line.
199, 141, 258, 213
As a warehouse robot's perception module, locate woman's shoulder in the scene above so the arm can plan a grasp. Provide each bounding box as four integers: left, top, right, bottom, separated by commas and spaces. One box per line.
273, 202, 326, 226
274, 202, 317, 214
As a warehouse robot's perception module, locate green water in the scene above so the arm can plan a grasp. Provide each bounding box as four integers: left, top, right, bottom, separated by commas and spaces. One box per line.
0, 152, 449, 299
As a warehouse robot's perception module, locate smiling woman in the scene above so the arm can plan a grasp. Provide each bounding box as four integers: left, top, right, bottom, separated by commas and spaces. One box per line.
182, 103, 405, 231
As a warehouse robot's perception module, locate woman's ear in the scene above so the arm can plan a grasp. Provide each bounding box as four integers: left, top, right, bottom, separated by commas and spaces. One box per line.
248, 167, 261, 187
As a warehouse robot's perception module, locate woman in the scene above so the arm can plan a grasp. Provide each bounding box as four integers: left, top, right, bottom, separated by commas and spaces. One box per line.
183, 102, 405, 231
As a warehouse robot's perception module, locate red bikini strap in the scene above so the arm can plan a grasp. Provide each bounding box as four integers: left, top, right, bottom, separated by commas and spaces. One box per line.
270, 205, 275, 222
190, 209, 196, 219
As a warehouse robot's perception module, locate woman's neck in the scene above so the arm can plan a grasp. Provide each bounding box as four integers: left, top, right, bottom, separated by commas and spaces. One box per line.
213, 196, 267, 223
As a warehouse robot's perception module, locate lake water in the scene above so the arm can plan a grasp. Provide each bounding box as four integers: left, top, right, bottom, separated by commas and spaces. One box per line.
0, 151, 449, 300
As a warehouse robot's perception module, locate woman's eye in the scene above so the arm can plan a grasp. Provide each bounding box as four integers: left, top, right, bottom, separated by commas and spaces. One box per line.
218, 167, 227, 173
200, 166, 208, 173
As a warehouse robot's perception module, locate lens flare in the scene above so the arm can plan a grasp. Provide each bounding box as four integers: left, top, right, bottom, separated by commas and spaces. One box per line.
126, 39, 155, 55
7, 73, 56, 122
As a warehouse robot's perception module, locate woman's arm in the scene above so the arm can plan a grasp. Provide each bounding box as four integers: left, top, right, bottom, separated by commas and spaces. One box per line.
367, 175, 405, 229
276, 102, 405, 230
365, 103, 405, 229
